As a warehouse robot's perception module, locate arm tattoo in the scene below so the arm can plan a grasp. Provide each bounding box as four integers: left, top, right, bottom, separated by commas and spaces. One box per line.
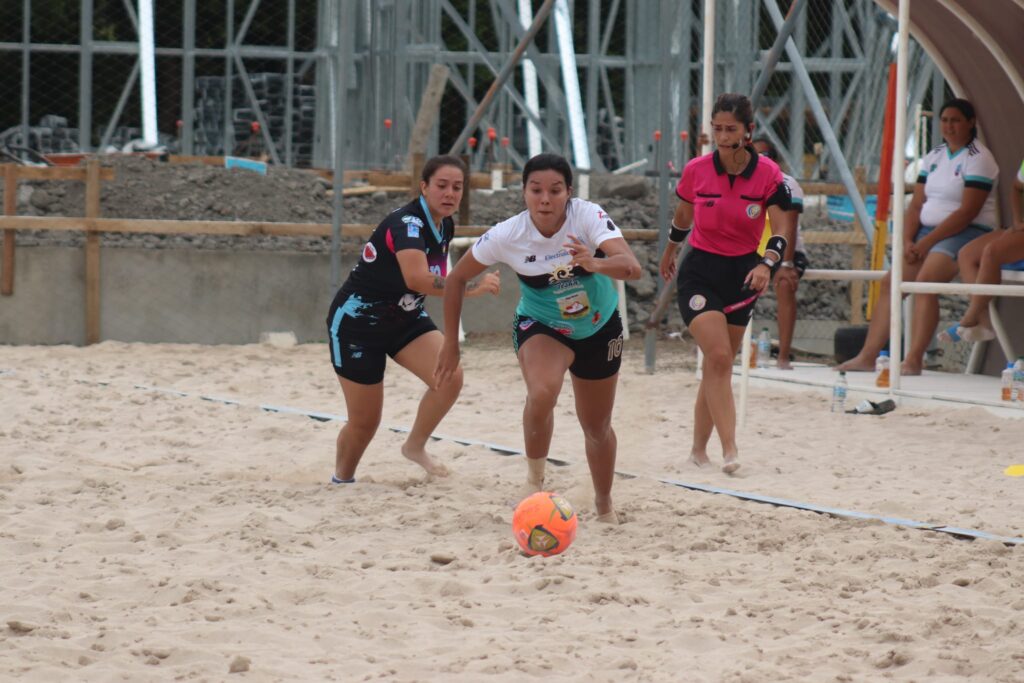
432, 276, 445, 290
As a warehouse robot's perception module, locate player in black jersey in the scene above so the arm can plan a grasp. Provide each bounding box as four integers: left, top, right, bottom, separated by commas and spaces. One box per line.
326, 155, 500, 483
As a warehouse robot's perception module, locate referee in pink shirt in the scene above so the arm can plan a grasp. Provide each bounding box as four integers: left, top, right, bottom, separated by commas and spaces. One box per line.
658, 93, 795, 475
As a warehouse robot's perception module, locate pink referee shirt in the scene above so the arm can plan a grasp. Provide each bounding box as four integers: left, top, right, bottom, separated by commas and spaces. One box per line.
676, 150, 788, 257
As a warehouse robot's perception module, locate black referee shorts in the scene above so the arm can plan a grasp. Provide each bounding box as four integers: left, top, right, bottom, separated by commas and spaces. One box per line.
677, 247, 761, 327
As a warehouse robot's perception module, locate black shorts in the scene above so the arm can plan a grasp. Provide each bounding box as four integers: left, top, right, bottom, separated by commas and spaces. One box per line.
677, 247, 761, 327
326, 294, 437, 385
512, 310, 624, 380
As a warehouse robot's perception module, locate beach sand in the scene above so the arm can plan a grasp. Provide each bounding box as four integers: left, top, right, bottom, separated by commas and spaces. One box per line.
1, 337, 1022, 681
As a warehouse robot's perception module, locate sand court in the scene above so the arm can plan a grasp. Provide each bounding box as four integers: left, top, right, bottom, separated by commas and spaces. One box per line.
2, 338, 1023, 681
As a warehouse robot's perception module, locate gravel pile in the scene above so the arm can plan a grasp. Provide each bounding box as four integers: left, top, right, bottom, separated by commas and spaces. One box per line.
2, 156, 965, 329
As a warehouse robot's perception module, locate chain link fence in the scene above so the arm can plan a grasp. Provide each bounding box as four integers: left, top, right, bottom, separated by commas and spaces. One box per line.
1, 0, 975, 369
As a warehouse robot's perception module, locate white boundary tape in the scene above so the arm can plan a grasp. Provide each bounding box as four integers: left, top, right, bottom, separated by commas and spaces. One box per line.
4, 369, 1021, 545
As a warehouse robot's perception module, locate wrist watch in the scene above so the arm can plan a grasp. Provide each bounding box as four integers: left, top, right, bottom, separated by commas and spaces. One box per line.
780, 260, 795, 269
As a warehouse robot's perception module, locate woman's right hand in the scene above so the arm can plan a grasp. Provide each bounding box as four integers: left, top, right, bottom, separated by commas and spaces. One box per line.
435, 339, 461, 388
659, 244, 680, 281
467, 270, 501, 297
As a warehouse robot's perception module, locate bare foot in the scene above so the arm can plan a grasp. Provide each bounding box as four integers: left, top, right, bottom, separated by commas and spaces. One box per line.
401, 442, 450, 477
518, 479, 543, 503
835, 355, 876, 372
688, 452, 711, 468
595, 496, 618, 524
776, 358, 793, 370
722, 453, 740, 475
900, 359, 922, 376
959, 325, 995, 342
595, 510, 620, 524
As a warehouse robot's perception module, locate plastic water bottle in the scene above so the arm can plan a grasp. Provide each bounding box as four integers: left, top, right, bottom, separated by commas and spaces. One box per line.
1013, 357, 1024, 402
875, 350, 891, 388
1001, 362, 1015, 402
756, 328, 770, 369
831, 371, 848, 413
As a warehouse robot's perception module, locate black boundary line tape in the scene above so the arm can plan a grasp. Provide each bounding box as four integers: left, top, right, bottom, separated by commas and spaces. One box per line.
7, 370, 1021, 544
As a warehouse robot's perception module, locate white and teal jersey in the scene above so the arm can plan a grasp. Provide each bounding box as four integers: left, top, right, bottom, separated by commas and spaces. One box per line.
916, 141, 999, 230
782, 172, 806, 253
472, 198, 623, 340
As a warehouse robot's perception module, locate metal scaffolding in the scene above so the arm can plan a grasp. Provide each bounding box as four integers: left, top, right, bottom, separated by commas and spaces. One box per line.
0, 0, 942, 183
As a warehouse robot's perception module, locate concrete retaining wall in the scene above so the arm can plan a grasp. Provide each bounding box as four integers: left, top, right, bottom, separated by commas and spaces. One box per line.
0, 245, 522, 345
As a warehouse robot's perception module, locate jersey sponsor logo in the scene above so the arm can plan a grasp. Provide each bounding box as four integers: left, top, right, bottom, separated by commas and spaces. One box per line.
362, 242, 377, 262
401, 215, 423, 227
397, 293, 420, 312
557, 291, 590, 319
954, 164, 962, 177
689, 294, 707, 311
518, 318, 536, 331
544, 249, 570, 261
591, 310, 602, 325
407, 224, 420, 238
746, 204, 761, 219
548, 263, 576, 284
597, 211, 606, 219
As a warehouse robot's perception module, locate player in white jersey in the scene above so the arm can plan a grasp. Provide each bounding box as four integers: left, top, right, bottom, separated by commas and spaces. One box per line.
836, 98, 998, 375
754, 138, 808, 370
437, 154, 642, 524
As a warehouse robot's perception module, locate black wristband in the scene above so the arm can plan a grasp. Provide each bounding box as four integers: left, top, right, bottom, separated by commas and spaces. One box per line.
668, 224, 690, 244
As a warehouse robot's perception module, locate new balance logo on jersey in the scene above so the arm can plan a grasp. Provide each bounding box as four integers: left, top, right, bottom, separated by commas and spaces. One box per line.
524, 255, 536, 263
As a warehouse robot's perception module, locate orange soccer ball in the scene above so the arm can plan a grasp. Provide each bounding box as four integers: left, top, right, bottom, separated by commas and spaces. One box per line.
512, 492, 578, 557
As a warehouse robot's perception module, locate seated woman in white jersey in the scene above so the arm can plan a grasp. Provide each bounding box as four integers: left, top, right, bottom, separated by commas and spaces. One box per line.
836, 98, 999, 375
436, 154, 642, 524
941, 156, 1024, 343
753, 137, 808, 370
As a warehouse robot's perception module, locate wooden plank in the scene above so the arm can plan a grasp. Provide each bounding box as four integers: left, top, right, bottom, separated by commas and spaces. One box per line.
0, 165, 115, 181
340, 185, 406, 197
2, 165, 17, 295
458, 154, 472, 225
410, 153, 425, 197
85, 160, 102, 345
167, 155, 226, 166
801, 230, 868, 245
407, 64, 450, 160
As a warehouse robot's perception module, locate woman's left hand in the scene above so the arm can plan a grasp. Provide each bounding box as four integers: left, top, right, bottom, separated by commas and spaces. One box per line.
906, 239, 929, 264
564, 234, 598, 272
743, 263, 772, 294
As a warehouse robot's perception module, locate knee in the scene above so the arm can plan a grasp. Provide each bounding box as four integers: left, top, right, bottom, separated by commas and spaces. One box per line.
702, 348, 734, 376
439, 366, 464, 397
579, 417, 613, 444
774, 279, 796, 296
525, 383, 560, 413
980, 243, 1000, 266
344, 413, 380, 439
